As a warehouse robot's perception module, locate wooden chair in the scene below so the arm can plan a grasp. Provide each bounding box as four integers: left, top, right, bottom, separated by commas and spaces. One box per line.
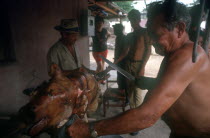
102, 79, 127, 117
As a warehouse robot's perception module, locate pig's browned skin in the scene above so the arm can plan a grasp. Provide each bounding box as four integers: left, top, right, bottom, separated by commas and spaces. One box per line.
18, 64, 100, 136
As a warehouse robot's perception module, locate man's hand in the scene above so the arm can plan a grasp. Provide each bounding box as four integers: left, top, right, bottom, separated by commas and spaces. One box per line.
107, 65, 113, 71
67, 119, 90, 138
135, 76, 156, 90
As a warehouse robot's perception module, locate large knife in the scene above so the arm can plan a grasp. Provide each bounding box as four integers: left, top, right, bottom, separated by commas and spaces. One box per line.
100, 55, 135, 81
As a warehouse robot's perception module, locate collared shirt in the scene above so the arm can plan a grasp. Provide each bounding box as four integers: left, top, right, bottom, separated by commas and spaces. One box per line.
47, 40, 81, 72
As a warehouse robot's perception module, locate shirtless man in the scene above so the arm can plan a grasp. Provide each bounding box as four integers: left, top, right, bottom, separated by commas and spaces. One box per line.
115, 9, 151, 109
67, 1, 210, 138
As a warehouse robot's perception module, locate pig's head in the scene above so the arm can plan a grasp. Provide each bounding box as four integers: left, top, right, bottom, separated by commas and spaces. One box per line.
18, 64, 88, 136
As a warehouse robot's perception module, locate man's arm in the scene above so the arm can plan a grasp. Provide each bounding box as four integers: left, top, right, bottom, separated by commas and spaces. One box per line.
114, 46, 130, 64
114, 34, 131, 64
68, 46, 201, 137
138, 44, 152, 76
138, 32, 152, 76
106, 30, 111, 39
61, 65, 96, 76
135, 76, 157, 90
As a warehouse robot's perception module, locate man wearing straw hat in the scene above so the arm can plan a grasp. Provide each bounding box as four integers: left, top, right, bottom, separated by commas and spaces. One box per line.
47, 19, 81, 73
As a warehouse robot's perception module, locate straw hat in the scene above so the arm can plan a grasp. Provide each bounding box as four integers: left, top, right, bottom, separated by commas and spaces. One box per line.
54, 19, 79, 33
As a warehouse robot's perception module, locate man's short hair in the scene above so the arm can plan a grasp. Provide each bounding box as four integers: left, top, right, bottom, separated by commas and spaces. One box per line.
147, 1, 191, 32
128, 9, 141, 21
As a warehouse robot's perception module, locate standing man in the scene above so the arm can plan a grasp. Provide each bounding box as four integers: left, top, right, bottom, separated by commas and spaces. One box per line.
47, 19, 81, 74
113, 24, 127, 95
115, 9, 151, 109
68, 1, 210, 138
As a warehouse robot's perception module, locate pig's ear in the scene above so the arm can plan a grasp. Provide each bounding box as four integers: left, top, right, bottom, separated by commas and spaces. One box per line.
49, 64, 63, 78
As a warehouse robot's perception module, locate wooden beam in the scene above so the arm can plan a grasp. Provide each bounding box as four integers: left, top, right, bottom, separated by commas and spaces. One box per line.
109, 2, 127, 14
88, 4, 95, 6
95, 2, 118, 15
105, 15, 127, 19
89, 0, 96, 3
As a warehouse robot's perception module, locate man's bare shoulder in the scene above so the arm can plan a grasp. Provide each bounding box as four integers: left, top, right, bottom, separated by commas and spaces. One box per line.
166, 43, 210, 82
170, 43, 207, 64
164, 45, 192, 74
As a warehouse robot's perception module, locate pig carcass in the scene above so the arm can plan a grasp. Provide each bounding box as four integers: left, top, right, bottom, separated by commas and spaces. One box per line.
14, 64, 101, 136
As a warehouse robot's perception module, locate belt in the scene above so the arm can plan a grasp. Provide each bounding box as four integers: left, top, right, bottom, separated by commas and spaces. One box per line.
127, 59, 143, 63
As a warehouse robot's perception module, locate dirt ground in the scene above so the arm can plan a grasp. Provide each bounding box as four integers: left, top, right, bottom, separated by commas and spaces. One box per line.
89, 48, 171, 138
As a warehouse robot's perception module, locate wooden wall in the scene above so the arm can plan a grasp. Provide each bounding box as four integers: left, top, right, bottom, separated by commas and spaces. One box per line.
0, 0, 89, 116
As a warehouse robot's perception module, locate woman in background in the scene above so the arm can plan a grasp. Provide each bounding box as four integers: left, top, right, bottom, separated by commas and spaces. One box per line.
92, 16, 110, 76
